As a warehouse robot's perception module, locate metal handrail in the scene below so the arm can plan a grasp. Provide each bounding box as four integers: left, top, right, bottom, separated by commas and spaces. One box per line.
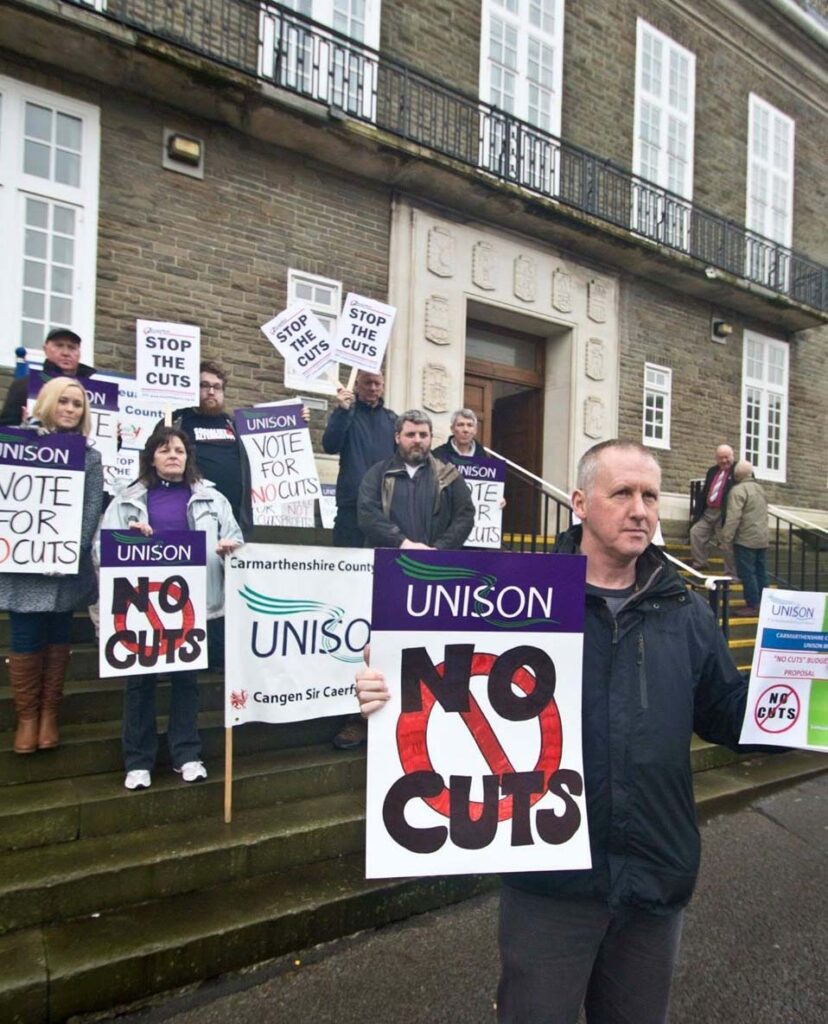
487, 449, 735, 635
61, 0, 828, 312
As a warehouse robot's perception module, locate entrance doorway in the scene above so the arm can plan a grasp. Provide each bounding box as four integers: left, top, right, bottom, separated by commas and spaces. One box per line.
464, 321, 545, 539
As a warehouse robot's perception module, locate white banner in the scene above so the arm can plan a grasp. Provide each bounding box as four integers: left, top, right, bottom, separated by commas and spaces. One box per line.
224, 544, 372, 724
135, 320, 200, 406
739, 589, 828, 752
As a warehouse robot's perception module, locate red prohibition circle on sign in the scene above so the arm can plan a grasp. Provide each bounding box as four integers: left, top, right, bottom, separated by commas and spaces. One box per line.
396, 651, 563, 822
113, 581, 195, 659
754, 683, 800, 734
0, 537, 9, 564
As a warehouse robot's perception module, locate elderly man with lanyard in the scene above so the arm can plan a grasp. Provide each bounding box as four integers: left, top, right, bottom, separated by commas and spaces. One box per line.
356, 439, 757, 1024
690, 443, 737, 576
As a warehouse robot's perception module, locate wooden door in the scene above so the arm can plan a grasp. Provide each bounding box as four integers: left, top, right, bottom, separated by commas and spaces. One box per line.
492, 389, 543, 540
463, 375, 493, 446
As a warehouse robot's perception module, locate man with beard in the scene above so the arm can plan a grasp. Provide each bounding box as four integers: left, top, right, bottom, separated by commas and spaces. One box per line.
358, 409, 475, 550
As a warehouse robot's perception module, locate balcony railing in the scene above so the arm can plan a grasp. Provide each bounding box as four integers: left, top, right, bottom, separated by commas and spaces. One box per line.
67, 0, 828, 311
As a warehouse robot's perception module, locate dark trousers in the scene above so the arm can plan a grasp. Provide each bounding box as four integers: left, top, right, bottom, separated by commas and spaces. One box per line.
497, 886, 683, 1024
734, 544, 769, 608
332, 504, 365, 548
122, 670, 201, 772
9, 610, 73, 653
207, 616, 225, 671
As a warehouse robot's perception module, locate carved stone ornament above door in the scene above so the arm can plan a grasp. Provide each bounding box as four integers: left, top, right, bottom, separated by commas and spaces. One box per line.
514, 256, 537, 302
472, 241, 496, 290
425, 295, 450, 345
422, 363, 451, 413
583, 395, 605, 439
552, 268, 573, 312
427, 226, 455, 278
585, 338, 606, 381
588, 280, 608, 323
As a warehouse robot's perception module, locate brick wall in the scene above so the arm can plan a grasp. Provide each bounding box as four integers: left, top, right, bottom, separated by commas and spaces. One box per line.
618, 277, 828, 509
381, 0, 482, 95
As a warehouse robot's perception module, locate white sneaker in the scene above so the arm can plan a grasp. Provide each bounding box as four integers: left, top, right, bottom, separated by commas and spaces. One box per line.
124, 770, 151, 790
175, 761, 207, 783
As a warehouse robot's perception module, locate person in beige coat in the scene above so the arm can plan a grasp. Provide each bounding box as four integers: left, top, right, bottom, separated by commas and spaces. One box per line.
719, 461, 769, 614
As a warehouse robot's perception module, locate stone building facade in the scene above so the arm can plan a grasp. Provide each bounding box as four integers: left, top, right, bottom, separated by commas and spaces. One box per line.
0, 0, 825, 515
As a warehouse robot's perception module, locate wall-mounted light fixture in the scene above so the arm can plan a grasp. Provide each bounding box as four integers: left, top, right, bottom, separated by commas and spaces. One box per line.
711, 317, 733, 343
162, 128, 205, 179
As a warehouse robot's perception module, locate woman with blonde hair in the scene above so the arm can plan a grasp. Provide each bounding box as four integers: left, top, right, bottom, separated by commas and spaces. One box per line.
0, 376, 103, 752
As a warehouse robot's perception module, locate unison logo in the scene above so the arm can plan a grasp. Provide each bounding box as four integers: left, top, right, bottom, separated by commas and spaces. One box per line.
770, 597, 816, 621
237, 586, 368, 662
397, 554, 556, 628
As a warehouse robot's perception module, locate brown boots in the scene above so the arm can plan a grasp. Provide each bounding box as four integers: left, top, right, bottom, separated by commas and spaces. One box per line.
38, 644, 71, 749
8, 645, 70, 753
9, 651, 45, 754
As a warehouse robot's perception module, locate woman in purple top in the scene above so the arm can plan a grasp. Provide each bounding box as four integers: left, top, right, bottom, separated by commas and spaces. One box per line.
101, 427, 242, 790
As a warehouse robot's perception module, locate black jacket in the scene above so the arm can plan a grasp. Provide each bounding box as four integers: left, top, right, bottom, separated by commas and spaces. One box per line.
503, 525, 751, 915
357, 452, 475, 550
691, 464, 734, 524
0, 359, 96, 426
170, 406, 253, 539
322, 399, 397, 507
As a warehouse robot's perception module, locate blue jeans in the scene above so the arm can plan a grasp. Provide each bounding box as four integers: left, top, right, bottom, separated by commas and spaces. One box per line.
734, 545, 768, 608
122, 671, 201, 772
498, 887, 683, 1024
9, 610, 73, 653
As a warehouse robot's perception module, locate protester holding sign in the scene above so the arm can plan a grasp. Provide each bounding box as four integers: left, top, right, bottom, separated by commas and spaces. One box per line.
101, 427, 242, 790
0, 377, 103, 754
0, 327, 96, 426
357, 440, 767, 1024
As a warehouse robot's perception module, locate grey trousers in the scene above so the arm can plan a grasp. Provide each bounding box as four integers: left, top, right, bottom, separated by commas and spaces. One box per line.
497, 886, 683, 1024
689, 507, 738, 576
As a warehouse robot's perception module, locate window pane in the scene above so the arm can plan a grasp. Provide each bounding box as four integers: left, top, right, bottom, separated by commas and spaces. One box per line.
25, 102, 51, 141
24, 261, 46, 289
51, 265, 73, 295
26, 197, 49, 229
313, 285, 333, 304
55, 150, 81, 187
53, 205, 76, 235
52, 235, 75, 266
56, 112, 82, 151
25, 228, 48, 260
22, 321, 43, 347
23, 290, 45, 318
295, 282, 313, 300
24, 140, 50, 178
50, 295, 72, 323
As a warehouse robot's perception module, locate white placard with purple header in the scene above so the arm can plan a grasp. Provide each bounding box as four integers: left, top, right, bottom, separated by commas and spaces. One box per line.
234, 402, 321, 526
0, 428, 86, 574
452, 456, 506, 549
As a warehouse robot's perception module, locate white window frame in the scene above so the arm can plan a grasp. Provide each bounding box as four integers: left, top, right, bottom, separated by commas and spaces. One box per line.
642, 362, 672, 450
746, 93, 794, 289
284, 269, 343, 397
0, 75, 100, 368
479, 0, 565, 194
632, 19, 695, 250
740, 331, 789, 483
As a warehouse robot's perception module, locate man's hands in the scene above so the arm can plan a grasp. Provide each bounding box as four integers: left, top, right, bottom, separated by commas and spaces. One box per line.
335, 385, 354, 410
356, 646, 390, 718
216, 538, 241, 557
400, 539, 434, 550
129, 521, 153, 537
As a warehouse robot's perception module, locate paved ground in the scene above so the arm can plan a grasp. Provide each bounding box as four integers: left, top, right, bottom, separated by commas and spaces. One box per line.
114, 775, 828, 1024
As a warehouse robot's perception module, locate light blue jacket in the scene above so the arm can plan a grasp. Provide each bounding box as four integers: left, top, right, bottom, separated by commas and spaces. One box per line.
100, 479, 242, 618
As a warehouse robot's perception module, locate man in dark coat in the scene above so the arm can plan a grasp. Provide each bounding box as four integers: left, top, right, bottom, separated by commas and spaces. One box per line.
689, 443, 737, 575
356, 439, 756, 1023
322, 370, 396, 548
0, 328, 94, 425
358, 409, 475, 551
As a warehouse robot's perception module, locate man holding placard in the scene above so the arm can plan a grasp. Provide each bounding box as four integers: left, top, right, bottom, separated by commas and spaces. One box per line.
358, 440, 765, 1024
1, 328, 96, 426
322, 370, 396, 548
